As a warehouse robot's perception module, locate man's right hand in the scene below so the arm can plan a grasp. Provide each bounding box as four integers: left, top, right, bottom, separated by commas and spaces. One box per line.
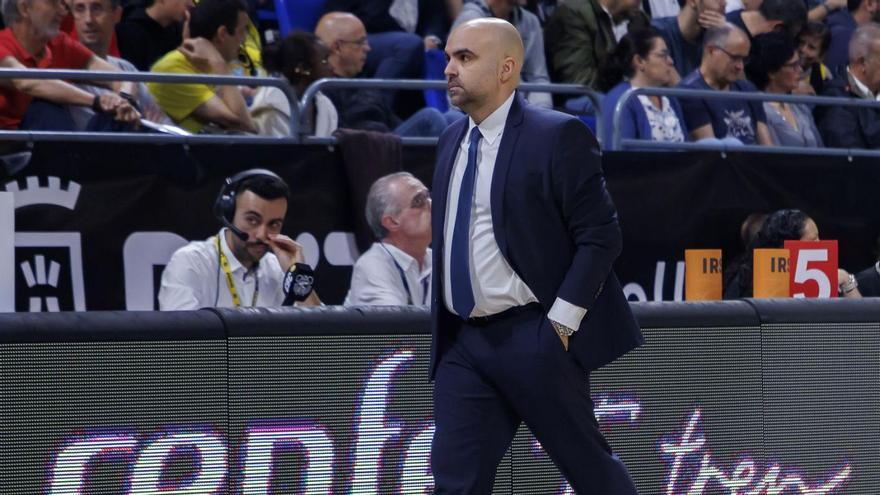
96, 93, 141, 123
179, 38, 228, 75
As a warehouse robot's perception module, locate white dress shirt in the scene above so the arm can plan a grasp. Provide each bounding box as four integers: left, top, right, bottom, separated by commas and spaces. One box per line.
442, 92, 589, 331
158, 229, 285, 310
344, 242, 432, 306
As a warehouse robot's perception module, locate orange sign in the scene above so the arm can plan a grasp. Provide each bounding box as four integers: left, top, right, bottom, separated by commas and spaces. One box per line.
753, 249, 790, 298
685, 249, 722, 300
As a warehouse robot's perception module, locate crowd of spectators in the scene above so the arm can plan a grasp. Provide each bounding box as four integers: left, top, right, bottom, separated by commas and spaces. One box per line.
2, 0, 880, 146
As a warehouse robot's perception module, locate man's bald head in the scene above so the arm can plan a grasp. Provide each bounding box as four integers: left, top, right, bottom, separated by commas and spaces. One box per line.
315, 11, 370, 77
444, 18, 524, 122
315, 12, 362, 44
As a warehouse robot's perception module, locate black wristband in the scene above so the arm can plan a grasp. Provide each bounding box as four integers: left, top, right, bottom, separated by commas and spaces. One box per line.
119, 91, 140, 112
282, 263, 315, 305
91, 94, 102, 113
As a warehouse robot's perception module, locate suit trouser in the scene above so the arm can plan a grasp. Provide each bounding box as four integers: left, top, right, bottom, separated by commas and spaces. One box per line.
431, 305, 638, 495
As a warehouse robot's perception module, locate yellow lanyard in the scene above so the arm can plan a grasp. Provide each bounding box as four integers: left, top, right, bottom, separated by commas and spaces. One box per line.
216, 235, 258, 307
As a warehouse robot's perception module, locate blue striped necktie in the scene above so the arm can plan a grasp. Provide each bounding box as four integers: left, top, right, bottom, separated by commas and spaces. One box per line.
450, 126, 482, 319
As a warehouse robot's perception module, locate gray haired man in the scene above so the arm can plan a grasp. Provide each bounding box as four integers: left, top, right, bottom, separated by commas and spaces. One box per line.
344, 172, 432, 306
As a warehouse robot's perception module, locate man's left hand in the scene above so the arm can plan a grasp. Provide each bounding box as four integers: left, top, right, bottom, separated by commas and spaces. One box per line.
266, 233, 305, 272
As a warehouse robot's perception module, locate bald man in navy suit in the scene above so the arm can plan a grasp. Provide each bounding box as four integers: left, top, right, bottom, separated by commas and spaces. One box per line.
429, 18, 643, 494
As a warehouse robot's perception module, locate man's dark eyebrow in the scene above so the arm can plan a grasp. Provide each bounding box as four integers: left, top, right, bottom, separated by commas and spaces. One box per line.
242, 210, 263, 219
449, 48, 476, 58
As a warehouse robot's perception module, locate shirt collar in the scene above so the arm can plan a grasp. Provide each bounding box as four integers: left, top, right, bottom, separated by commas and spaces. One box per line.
848, 67, 877, 100
0, 28, 53, 67
467, 91, 515, 146
381, 242, 432, 277
219, 228, 246, 274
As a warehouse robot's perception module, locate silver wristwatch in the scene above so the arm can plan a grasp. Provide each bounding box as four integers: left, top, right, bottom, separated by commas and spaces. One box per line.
551, 320, 576, 337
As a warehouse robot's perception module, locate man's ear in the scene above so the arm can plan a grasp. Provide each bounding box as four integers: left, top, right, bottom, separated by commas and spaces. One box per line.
112, 5, 122, 23
16, 0, 30, 20
499, 56, 516, 83
381, 214, 399, 234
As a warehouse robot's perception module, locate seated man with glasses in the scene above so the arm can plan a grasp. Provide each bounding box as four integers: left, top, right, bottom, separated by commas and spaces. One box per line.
345, 172, 432, 307
315, 12, 448, 138
678, 23, 773, 145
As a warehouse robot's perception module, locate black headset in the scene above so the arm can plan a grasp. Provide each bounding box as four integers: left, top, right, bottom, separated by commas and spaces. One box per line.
213, 168, 285, 241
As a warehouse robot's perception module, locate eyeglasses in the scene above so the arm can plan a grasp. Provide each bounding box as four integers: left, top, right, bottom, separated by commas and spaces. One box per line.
409, 190, 431, 210
713, 45, 749, 64
338, 37, 369, 47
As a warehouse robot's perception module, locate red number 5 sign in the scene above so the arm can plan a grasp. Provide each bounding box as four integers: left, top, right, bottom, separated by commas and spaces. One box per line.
783, 240, 839, 298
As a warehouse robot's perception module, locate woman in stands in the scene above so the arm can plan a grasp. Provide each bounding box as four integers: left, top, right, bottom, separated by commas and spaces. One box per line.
723, 209, 861, 298
251, 31, 337, 137
745, 32, 823, 147
599, 28, 687, 146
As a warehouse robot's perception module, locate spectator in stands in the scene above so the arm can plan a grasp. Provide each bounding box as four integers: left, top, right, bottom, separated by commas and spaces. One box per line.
739, 212, 767, 247
824, 0, 880, 71
854, 244, 880, 295
599, 28, 687, 144
796, 21, 833, 94
723, 208, 861, 298
452, 0, 551, 108
115, 0, 190, 71
148, 0, 255, 133
817, 23, 880, 148
725, 0, 807, 40
0, 0, 140, 129
745, 32, 823, 146
315, 12, 447, 137
543, 0, 649, 89
679, 24, 772, 144
69, 0, 171, 128
159, 170, 322, 310
250, 31, 336, 137
321, 0, 448, 114
652, 0, 727, 79
345, 172, 432, 306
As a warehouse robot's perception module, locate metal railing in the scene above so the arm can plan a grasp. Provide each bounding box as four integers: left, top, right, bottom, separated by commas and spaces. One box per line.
299, 78, 602, 146
0, 69, 301, 144
609, 86, 880, 157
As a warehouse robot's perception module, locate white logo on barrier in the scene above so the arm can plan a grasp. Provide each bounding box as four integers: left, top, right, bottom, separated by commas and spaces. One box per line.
624, 260, 685, 302
43, 349, 853, 494
122, 232, 188, 310
4, 177, 86, 311
4, 176, 80, 209
20, 254, 62, 312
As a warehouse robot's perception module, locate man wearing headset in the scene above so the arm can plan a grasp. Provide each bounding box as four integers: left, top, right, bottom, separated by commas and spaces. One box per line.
158, 169, 321, 310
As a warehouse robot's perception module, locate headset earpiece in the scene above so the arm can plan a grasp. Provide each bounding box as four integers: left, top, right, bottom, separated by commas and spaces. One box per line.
213, 168, 284, 241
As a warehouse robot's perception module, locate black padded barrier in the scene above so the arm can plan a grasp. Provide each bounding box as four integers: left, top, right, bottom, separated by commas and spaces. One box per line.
0, 300, 876, 494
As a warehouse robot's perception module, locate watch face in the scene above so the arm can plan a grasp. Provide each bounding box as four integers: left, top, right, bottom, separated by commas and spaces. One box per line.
292, 273, 314, 297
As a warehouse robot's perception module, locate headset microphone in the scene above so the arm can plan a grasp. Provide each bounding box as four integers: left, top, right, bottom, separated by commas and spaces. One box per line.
222, 216, 249, 241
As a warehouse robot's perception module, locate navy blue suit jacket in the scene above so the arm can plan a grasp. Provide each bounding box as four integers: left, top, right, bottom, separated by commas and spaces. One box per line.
430, 92, 643, 378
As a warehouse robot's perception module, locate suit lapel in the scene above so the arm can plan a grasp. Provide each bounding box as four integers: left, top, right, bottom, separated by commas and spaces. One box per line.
433, 120, 469, 263
490, 92, 526, 259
